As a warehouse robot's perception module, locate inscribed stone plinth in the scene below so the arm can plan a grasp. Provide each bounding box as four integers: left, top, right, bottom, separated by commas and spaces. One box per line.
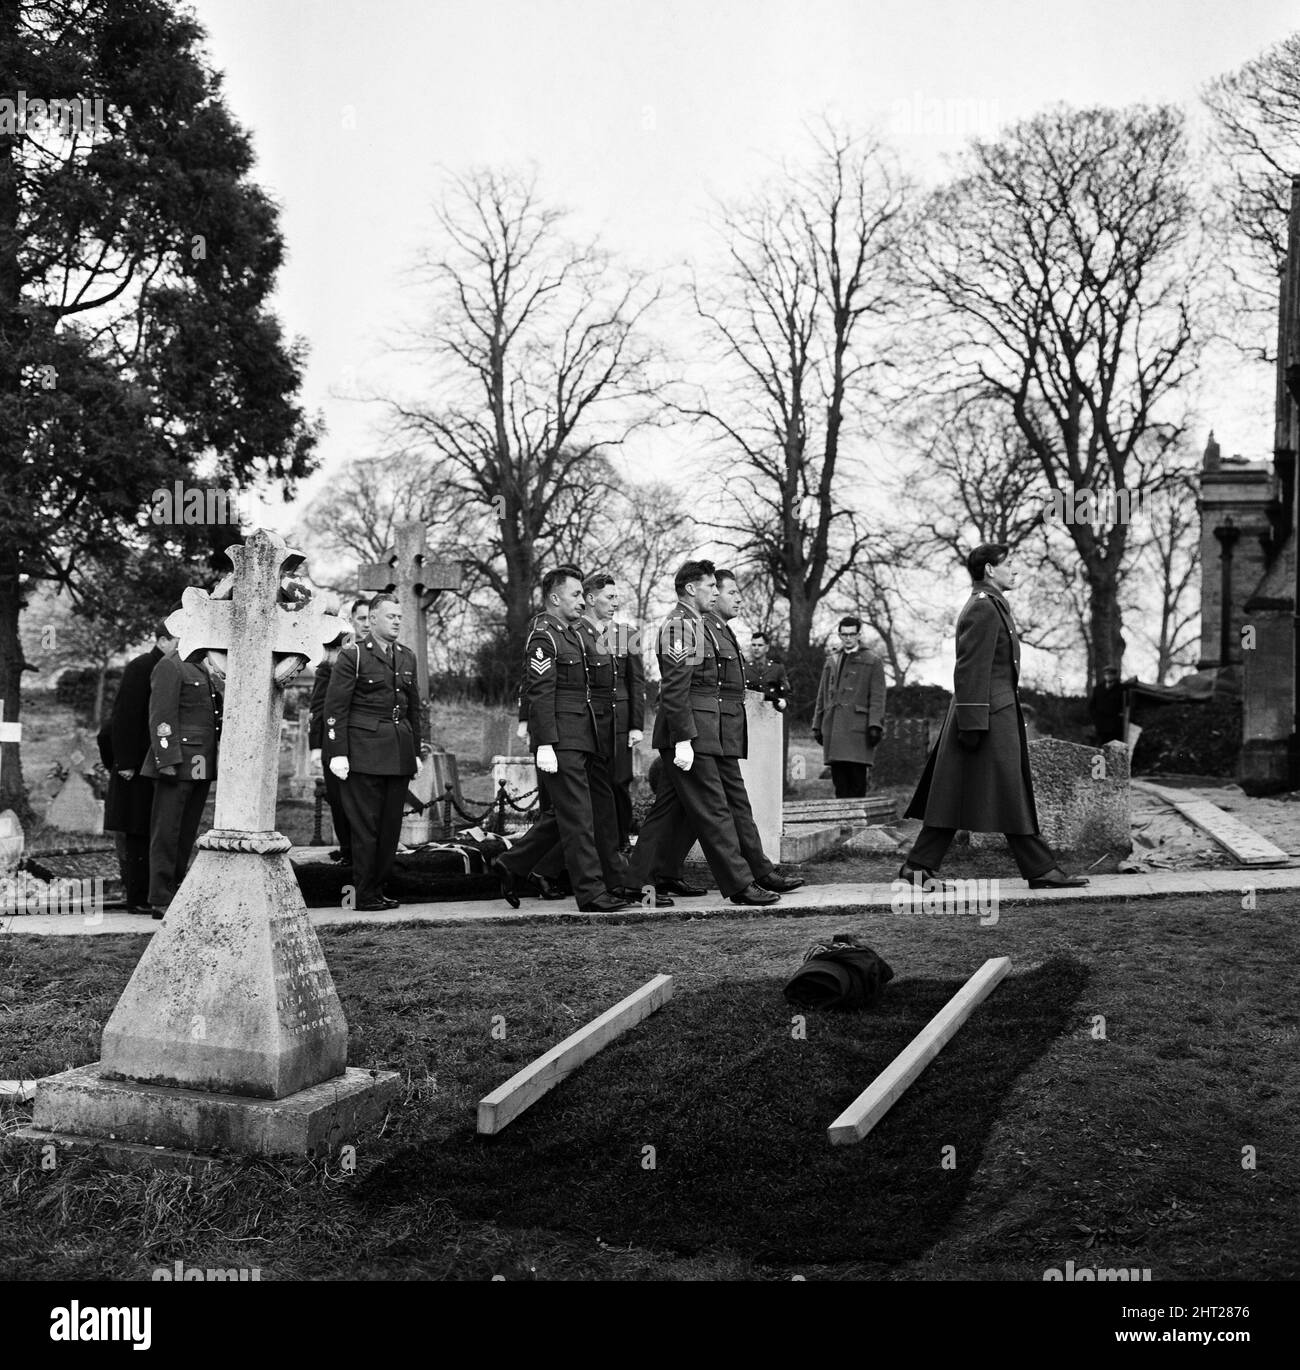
971, 738, 1131, 853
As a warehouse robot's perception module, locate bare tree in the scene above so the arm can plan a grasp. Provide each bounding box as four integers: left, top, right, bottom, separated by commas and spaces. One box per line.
1203, 32, 1300, 361
377, 167, 664, 663
1128, 469, 1202, 684
911, 103, 1208, 679
684, 119, 913, 706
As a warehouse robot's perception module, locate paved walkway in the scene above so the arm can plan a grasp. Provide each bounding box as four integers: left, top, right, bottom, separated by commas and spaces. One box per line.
5, 866, 1297, 936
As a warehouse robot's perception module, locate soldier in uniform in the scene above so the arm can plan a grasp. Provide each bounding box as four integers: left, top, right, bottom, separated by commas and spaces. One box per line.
743, 631, 790, 705
346, 597, 370, 643
308, 629, 350, 863
494, 567, 632, 913
812, 616, 887, 797
625, 560, 780, 906
141, 647, 224, 917
592, 574, 645, 849
901, 544, 1089, 891
646, 569, 803, 897
99, 623, 178, 913
324, 592, 429, 911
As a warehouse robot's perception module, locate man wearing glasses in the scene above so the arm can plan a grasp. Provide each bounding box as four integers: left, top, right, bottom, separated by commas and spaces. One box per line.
812, 616, 887, 798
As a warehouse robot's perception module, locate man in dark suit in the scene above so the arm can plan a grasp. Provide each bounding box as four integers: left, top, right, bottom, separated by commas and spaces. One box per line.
812, 616, 887, 797
142, 647, 223, 916
324, 593, 428, 912
645, 569, 803, 897
308, 630, 350, 863
99, 624, 178, 913
494, 568, 631, 913
901, 544, 1088, 891
625, 560, 779, 907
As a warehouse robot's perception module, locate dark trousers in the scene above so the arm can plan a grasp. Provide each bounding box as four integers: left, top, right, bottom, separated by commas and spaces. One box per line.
655, 754, 773, 884
611, 730, 633, 846
322, 764, 352, 858
830, 761, 869, 797
906, 825, 1058, 881
114, 831, 151, 908
628, 751, 752, 898
338, 771, 408, 904
148, 778, 212, 907
500, 748, 623, 905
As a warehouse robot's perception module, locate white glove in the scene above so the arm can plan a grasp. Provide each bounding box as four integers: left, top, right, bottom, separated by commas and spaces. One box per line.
536, 744, 558, 774
628, 730, 643, 747
329, 756, 350, 780
309, 748, 322, 767
674, 740, 694, 771
775, 699, 787, 712
516, 722, 529, 741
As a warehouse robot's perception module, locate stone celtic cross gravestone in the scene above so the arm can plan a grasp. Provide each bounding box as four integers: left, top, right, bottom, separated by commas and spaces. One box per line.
26, 530, 400, 1160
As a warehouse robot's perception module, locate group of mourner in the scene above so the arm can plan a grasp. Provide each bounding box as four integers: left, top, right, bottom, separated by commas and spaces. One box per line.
97, 542, 1087, 919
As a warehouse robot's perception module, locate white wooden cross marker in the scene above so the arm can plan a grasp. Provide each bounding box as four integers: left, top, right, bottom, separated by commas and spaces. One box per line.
0, 702, 21, 788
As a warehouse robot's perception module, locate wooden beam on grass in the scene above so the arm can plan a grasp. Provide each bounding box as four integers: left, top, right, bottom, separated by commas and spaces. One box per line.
827, 957, 1012, 1146
477, 973, 674, 1135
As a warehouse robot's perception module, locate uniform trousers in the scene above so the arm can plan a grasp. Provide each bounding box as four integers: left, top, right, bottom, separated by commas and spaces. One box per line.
148, 777, 212, 907
829, 761, 869, 797
499, 749, 622, 905
338, 771, 408, 904
653, 754, 774, 885
627, 751, 752, 898
906, 825, 1057, 880
114, 832, 151, 908
611, 730, 633, 846
322, 764, 353, 859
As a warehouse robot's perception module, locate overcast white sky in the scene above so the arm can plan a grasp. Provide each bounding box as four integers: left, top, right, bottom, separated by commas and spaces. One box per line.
188, 0, 1295, 682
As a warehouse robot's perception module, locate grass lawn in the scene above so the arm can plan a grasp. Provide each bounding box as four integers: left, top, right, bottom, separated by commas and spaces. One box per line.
2, 893, 1296, 1281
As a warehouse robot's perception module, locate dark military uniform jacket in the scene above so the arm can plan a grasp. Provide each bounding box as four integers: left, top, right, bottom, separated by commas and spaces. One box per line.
704, 610, 749, 760
308, 659, 332, 749
322, 636, 423, 776
607, 619, 645, 739
141, 654, 223, 782
650, 601, 724, 756
520, 612, 599, 753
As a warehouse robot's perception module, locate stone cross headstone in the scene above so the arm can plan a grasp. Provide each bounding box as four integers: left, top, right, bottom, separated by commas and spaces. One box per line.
358, 521, 463, 824
28, 530, 400, 1160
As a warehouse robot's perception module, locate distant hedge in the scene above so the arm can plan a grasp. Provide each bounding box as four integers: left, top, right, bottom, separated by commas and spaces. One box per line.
55, 666, 123, 723
1131, 698, 1242, 778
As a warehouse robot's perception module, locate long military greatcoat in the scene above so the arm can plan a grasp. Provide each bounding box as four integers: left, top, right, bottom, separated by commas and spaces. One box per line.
812, 647, 886, 764
905, 582, 1039, 834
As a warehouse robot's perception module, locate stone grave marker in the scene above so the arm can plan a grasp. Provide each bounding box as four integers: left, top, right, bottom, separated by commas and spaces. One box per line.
26, 530, 399, 1160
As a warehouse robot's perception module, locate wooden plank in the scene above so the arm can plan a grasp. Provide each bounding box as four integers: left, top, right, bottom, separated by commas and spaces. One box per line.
827, 957, 1012, 1146
477, 974, 673, 1135
1134, 782, 1290, 867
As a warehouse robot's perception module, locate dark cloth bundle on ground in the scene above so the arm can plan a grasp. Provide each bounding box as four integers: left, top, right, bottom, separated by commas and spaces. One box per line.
783, 934, 894, 1011
292, 829, 510, 907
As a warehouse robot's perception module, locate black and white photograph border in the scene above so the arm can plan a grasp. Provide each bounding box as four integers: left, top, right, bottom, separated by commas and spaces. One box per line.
0, 0, 1296, 1346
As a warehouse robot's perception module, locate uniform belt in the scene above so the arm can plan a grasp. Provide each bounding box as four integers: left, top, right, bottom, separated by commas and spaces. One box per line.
352, 707, 405, 722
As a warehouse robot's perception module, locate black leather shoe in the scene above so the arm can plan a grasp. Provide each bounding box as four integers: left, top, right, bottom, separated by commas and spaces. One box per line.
379, 897, 400, 909
617, 888, 674, 907
730, 883, 780, 906
897, 863, 954, 894
151, 907, 167, 921
1028, 869, 1089, 889
128, 904, 158, 916
492, 858, 520, 908
577, 894, 633, 913
355, 899, 387, 912
533, 875, 567, 900
757, 871, 805, 892
657, 877, 708, 896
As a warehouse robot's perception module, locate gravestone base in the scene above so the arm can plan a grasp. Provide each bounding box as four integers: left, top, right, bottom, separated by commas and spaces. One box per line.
23, 1063, 399, 1160
98, 843, 348, 1098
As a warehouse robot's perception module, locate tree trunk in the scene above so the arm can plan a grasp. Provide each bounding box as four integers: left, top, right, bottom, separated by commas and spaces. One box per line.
1087, 564, 1126, 684
0, 556, 33, 826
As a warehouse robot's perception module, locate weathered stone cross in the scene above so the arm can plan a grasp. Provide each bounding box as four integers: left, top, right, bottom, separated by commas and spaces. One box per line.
357, 520, 463, 710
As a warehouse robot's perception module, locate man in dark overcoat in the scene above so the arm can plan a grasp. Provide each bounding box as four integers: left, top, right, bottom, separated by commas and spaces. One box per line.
141, 647, 223, 915
100, 624, 178, 912
812, 616, 887, 797
324, 593, 429, 911
308, 630, 351, 863
900, 544, 1088, 891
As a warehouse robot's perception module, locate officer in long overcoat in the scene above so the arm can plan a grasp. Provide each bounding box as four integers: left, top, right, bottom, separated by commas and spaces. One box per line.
494, 568, 630, 912
100, 625, 178, 911
624, 561, 780, 907
901, 544, 1087, 890
812, 616, 887, 797
324, 593, 428, 911
141, 647, 223, 914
